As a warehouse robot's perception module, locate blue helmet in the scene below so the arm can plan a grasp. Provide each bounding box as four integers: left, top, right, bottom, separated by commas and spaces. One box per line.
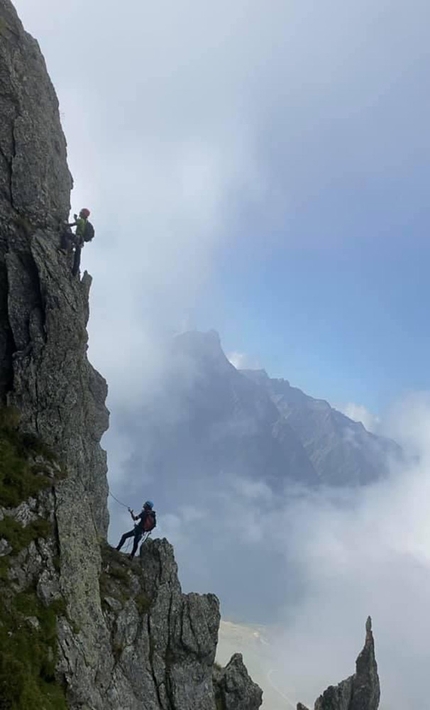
143, 500, 154, 510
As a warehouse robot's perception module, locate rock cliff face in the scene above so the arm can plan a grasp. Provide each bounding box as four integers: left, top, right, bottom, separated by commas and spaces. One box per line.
298, 618, 380, 710
0, 2, 261, 708
214, 654, 262, 710
242, 371, 400, 486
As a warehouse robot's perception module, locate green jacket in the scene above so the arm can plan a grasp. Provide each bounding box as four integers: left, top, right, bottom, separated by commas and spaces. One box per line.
75, 217, 87, 240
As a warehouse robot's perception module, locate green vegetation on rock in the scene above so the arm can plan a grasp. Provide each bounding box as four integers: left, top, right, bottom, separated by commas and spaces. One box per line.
99, 542, 152, 614
0, 590, 67, 709
0, 406, 57, 508
0, 406, 68, 709
0, 515, 51, 554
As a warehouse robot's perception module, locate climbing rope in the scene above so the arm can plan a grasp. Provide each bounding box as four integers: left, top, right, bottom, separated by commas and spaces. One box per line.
108, 490, 130, 510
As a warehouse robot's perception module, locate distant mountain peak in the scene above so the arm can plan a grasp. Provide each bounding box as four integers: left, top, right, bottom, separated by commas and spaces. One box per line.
240, 368, 273, 382
241, 365, 401, 485
175, 328, 222, 347
165, 331, 401, 487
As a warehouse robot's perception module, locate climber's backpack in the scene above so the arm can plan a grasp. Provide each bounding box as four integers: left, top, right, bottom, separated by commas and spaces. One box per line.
84, 221, 95, 242
143, 511, 156, 532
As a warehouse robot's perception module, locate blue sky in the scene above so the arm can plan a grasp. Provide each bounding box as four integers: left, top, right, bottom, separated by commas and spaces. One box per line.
207, 214, 430, 414
14, 0, 430, 421
198, 0, 430, 414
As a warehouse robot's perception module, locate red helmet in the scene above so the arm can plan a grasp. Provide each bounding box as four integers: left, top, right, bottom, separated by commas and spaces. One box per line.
80, 208, 90, 218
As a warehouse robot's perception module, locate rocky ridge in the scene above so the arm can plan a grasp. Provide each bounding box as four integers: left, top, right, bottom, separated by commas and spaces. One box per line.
214, 654, 263, 710
297, 618, 380, 710
0, 2, 261, 708
242, 370, 400, 486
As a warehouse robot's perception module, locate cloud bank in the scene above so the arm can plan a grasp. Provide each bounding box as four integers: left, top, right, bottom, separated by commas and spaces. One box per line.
339, 402, 381, 433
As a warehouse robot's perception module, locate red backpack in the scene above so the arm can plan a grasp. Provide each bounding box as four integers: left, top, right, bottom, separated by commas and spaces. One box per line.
143, 511, 156, 532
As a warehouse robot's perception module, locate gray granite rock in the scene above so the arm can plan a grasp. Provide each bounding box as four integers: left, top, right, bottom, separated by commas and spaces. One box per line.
298, 618, 380, 710
214, 653, 263, 710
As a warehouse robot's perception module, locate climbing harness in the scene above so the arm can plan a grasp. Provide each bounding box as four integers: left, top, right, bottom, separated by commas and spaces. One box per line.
132, 528, 152, 544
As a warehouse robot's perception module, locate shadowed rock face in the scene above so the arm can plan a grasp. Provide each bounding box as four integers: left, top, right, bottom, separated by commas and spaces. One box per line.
96, 540, 223, 710
298, 618, 380, 710
0, 0, 72, 400
0, 0, 108, 533
0, 12, 110, 700
214, 653, 263, 710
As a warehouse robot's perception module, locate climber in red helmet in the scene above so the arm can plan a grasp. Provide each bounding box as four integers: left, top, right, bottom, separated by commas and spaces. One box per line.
61, 207, 95, 276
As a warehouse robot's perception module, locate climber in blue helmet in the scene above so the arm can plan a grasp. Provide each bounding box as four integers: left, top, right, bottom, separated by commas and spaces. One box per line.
116, 500, 157, 560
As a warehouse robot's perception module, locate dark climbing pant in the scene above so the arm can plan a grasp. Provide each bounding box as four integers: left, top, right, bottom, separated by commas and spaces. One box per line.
116, 528, 142, 558
72, 245, 81, 277
61, 231, 70, 251
61, 228, 78, 251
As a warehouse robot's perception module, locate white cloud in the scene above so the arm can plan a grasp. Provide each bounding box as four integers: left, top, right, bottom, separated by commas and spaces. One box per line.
230, 477, 273, 502
228, 352, 261, 370
339, 402, 381, 433
107, 393, 430, 709
256, 394, 430, 708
